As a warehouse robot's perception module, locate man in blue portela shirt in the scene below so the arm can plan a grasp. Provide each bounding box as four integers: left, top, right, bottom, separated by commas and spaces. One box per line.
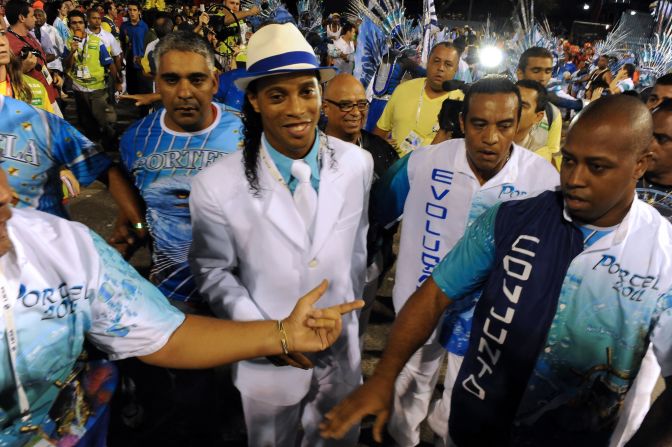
322, 93, 672, 447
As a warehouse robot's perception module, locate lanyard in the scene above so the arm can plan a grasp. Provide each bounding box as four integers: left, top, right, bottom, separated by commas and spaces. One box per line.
76, 36, 89, 64
415, 81, 426, 128
0, 268, 31, 422
7, 29, 46, 66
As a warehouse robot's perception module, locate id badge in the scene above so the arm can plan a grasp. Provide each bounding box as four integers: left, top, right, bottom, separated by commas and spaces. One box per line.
76, 66, 84, 79
399, 130, 422, 156
41, 65, 53, 85
81, 66, 91, 80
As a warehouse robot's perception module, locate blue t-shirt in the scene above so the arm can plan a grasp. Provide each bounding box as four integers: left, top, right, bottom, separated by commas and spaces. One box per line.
214, 69, 246, 113
579, 224, 614, 248
120, 104, 243, 303
120, 20, 148, 66
0, 95, 112, 218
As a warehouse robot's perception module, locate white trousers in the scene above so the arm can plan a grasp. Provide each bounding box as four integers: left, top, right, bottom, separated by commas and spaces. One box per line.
240, 369, 360, 447
388, 332, 446, 447
609, 344, 661, 447
427, 352, 463, 447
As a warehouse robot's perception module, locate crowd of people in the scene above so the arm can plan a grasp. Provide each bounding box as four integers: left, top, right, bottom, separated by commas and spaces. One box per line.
0, 0, 672, 446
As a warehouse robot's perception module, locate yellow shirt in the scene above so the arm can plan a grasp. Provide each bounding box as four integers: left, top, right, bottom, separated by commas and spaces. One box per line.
0, 78, 53, 113
525, 103, 562, 170
376, 77, 464, 156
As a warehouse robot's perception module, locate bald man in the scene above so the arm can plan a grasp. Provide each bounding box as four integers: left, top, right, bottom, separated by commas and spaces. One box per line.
611, 98, 672, 447
323, 73, 399, 338
321, 95, 672, 447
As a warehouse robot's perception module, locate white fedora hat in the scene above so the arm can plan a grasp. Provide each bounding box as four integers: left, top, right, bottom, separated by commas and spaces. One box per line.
234, 23, 337, 91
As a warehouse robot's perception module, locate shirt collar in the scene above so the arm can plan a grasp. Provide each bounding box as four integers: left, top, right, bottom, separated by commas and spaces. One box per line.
453, 139, 521, 187
562, 195, 642, 250
263, 130, 321, 185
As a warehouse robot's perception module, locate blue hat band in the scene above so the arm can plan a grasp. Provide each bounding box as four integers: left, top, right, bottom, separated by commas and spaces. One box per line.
247, 51, 319, 73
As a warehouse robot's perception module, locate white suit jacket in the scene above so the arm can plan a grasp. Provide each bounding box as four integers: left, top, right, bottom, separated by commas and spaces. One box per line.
189, 136, 373, 405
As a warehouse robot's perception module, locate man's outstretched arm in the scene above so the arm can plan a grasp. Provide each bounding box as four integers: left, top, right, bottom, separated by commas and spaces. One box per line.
139, 281, 364, 369
320, 278, 451, 442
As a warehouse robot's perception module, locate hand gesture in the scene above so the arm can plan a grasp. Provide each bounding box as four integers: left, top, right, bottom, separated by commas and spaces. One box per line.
52, 72, 63, 88
615, 69, 627, 82
119, 93, 158, 107
199, 12, 209, 25
591, 87, 604, 101
108, 212, 148, 259
60, 169, 81, 198
70, 39, 80, 52
249, 5, 260, 15
282, 280, 364, 353
320, 376, 393, 442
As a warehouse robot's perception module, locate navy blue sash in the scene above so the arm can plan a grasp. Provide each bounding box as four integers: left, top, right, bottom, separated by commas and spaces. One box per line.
449, 191, 584, 446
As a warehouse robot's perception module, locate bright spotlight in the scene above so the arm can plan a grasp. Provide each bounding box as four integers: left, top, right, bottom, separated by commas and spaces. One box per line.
479, 46, 504, 69
630, 10, 636, 15
583, 3, 590, 10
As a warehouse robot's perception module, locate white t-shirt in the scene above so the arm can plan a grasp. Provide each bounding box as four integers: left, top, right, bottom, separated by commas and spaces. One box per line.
0, 208, 184, 439
88, 27, 122, 57
391, 139, 559, 311
617, 78, 635, 93
332, 37, 355, 74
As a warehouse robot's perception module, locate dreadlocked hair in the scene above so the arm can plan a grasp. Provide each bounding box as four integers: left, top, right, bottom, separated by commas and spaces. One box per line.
241, 73, 338, 197
242, 90, 264, 197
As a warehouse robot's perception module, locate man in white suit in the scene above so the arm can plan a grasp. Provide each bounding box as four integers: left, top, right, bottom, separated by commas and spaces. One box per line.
189, 23, 373, 447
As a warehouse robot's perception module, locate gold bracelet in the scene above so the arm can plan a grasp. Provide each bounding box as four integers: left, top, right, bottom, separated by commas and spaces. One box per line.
277, 320, 289, 355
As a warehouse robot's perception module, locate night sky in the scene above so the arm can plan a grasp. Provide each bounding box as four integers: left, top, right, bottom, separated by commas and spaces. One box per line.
285, 0, 654, 27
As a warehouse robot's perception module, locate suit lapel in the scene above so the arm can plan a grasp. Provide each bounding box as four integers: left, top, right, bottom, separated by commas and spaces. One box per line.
309, 161, 345, 259
260, 152, 308, 250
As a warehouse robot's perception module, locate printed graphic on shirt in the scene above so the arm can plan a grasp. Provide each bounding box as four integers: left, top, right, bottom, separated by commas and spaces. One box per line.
120, 105, 243, 302
0, 96, 110, 217
637, 184, 672, 222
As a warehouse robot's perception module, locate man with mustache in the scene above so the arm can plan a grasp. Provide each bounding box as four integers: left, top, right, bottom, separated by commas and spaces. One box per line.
322, 73, 399, 340
373, 42, 464, 156
372, 77, 559, 446
119, 30, 242, 303
322, 94, 672, 447
117, 31, 242, 444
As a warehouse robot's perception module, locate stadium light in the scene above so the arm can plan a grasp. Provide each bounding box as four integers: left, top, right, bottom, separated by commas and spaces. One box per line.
479, 46, 504, 69
583, 3, 590, 10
